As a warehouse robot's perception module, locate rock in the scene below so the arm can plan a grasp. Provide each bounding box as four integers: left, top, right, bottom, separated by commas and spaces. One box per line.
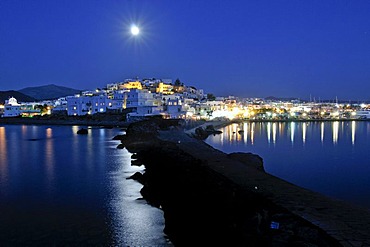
127, 172, 145, 184
112, 134, 125, 140
77, 128, 88, 135
116, 143, 125, 149
227, 152, 265, 172
131, 159, 142, 166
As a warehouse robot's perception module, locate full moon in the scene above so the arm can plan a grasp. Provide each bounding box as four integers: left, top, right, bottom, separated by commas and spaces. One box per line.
131, 25, 140, 36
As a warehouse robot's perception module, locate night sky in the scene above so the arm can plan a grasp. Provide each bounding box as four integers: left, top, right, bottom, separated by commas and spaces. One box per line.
1, 0, 370, 100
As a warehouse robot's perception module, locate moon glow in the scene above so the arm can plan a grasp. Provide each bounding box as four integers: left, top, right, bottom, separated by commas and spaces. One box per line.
131, 25, 140, 36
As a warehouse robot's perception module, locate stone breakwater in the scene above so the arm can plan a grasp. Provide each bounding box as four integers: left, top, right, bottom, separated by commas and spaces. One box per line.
117, 119, 370, 246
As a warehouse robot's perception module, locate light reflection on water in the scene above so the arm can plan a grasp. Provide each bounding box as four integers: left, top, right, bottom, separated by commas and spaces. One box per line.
206, 121, 370, 209
0, 125, 170, 245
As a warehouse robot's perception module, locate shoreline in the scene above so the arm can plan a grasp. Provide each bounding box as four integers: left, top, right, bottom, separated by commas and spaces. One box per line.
0, 116, 130, 128
0, 115, 370, 127
233, 118, 370, 123
1, 116, 368, 128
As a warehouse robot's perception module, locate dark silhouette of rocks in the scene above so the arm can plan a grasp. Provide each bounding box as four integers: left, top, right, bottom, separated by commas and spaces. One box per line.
193, 124, 223, 140
127, 172, 145, 184
112, 134, 125, 140
77, 128, 88, 134
227, 152, 265, 172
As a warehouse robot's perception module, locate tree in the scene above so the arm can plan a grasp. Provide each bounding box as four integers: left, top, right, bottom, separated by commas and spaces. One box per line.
174, 78, 181, 86
207, 93, 216, 101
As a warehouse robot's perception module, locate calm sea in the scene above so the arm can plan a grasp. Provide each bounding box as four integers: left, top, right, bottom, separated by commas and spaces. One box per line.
0, 125, 172, 246
205, 121, 370, 210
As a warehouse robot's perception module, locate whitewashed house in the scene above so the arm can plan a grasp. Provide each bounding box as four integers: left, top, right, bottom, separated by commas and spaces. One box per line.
3, 97, 41, 117
67, 95, 92, 115
126, 89, 162, 119
67, 94, 124, 116
183, 86, 205, 100
161, 94, 185, 118
3, 97, 21, 117
52, 97, 68, 114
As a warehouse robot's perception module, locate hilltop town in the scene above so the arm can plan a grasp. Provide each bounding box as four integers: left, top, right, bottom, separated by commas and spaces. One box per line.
1, 78, 370, 121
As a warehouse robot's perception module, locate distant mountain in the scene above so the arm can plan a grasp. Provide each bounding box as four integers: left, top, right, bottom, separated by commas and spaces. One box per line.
0, 91, 37, 104
18, 84, 81, 100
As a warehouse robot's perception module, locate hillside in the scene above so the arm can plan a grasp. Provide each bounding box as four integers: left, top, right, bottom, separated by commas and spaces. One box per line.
0, 91, 37, 104
19, 84, 81, 100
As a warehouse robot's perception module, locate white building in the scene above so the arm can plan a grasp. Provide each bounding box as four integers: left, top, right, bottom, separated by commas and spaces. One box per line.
3, 97, 21, 117
183, 86, 205, 100
67, 95, 91, 115
52, 97, 68, 114
3, 97, 41, 117
67, 93, 126, 116
126, 89, 163, 119
160, 94, 185, 118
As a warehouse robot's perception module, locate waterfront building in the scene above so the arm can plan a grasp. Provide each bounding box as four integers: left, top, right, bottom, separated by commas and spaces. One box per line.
66, 93, 125, 116
3, 97, 42, 117
52, 97, 68, 115
3, 97, 21, 117
192, 102, 213, 119
67, 95, 92, 116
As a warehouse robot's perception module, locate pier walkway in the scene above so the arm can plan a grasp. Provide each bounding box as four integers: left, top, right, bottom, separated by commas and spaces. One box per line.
159, 129, 370, 247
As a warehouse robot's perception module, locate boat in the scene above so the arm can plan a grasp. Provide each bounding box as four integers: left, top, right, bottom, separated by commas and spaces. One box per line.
354, 110, 370, 119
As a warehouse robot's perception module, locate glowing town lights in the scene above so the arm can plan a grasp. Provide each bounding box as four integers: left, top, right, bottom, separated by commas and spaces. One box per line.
242, 110, 249, 118
351, 112, 356, 116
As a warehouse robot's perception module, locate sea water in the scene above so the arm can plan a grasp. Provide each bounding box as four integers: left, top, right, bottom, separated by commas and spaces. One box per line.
205, 121, 370, 210
0, 125, 172, 246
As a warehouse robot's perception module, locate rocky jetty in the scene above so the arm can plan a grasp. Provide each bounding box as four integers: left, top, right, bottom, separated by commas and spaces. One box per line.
115, 118, 345, 246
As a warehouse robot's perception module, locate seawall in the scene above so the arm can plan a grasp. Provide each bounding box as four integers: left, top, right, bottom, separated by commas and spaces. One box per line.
120, 119, 370, 246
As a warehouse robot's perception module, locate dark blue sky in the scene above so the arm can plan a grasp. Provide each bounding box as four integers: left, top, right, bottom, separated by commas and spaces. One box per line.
1, 0, 370, 100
